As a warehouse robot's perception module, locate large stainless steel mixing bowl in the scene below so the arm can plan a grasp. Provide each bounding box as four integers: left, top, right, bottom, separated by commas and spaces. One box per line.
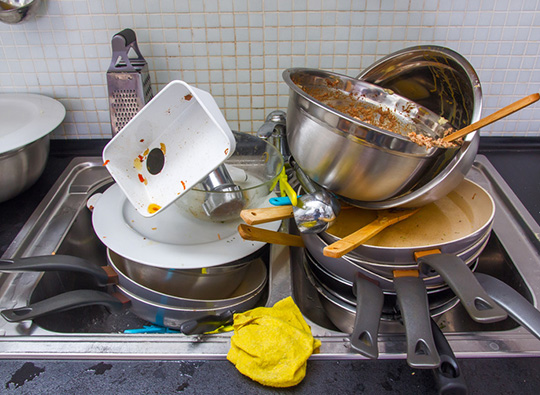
0, 93, 65, 203
352, 45, 482, 209
283, 68, 455, 202
0, 135, 50, 203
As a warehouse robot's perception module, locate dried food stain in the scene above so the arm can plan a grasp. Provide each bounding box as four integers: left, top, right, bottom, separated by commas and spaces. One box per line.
5, 362, 45, 389
148, 203, 162, 214
86, 362, 113, 375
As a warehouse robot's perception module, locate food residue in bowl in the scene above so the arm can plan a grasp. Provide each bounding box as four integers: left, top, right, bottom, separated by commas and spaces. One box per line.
408, 129, 461, 149
296, 77, 462, 149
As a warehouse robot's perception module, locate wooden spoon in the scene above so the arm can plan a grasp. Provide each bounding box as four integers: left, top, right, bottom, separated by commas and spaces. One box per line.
323, 208, 420, 258
240, 206, 294, 225
443, 93, 539, 143
237, 224, 304, 247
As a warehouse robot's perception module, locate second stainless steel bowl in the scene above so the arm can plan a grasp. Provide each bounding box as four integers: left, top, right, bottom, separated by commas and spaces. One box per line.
283, 68, 455, 202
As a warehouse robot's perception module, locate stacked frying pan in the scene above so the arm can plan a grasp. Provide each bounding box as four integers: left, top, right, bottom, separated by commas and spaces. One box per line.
238, 177, 508, 368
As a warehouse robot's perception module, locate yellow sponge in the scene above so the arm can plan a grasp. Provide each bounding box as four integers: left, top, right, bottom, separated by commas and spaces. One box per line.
227, 296, 321, 387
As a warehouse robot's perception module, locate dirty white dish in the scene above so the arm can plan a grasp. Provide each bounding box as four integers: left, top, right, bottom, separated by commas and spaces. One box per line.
92, 183, 280, 269
102, 80, 235, 218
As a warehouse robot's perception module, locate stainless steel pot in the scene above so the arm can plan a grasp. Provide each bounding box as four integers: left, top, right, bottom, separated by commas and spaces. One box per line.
0, 255, 268, 331
282, 68, 456, 202
107, 249, 267, 307
0, 251, 267, 309
110, 248, 256, 300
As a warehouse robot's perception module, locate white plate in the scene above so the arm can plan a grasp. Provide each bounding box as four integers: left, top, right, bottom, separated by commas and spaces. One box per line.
92, 183, 281, 269
0, 93, 66, 153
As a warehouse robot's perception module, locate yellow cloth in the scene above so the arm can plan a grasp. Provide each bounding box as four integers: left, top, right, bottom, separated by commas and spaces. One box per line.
227, 296, 321, 388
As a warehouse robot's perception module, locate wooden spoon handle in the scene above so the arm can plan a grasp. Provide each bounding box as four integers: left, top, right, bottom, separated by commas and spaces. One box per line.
323, 208, 419, 258
240, 206, 294, 225
237, 224, 305, 247
443, 93, 540, 142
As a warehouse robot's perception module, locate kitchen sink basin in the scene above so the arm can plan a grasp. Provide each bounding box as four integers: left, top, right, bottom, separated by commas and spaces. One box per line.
1, 155, 540, 360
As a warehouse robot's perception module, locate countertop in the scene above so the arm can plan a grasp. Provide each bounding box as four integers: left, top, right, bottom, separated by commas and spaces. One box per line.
1, 137, 540, 394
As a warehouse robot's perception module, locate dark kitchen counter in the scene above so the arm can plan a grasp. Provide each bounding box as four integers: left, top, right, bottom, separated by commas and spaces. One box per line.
1, 137, 540, 394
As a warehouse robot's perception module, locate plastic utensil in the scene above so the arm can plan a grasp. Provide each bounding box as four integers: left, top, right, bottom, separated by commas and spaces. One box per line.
103, 80, 235, 217
270, 195, 302, 206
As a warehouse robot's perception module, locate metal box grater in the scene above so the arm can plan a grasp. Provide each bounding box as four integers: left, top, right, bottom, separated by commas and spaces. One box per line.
106, 29, 154, 136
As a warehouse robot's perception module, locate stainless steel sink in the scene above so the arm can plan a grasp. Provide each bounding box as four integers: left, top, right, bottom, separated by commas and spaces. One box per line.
1, 155, 540, 360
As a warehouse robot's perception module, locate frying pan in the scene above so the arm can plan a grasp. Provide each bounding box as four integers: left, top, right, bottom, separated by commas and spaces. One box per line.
303, 255, 454, 368
0, 256, 268, 330
239, 178, 508, 325
319, 178, 494, 264
0, 248, 267, 307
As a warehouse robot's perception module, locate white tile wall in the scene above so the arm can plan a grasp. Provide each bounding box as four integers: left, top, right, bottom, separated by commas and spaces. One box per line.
0, 0, 539, 139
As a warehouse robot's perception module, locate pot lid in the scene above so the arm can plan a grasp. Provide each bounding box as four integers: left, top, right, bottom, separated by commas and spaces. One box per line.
0, 93, 65, 154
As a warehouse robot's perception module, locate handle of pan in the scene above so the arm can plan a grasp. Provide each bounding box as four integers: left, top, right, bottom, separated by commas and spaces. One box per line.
350, 274, 384, 359
240, 206, 294, 225
180, 310, 235, 335
0, 255, 114, 287
475, 273, 540, 341
237, 224, 305, 247
430, 318, 468, 395
393, 271, 441, 369
418, 254, 508, 323
1, 290, 127, 322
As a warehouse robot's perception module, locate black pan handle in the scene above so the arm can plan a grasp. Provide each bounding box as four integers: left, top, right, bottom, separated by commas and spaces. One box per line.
180, 310, 234, 335
350, 274, 384, 359
394, 274, 441, 369
430, 318, 468, 395
114, 28, 137, 46
1, 290, 126, 322
475, 273, 540, 340
418, 254, 508, 323
0, 255, 111, 287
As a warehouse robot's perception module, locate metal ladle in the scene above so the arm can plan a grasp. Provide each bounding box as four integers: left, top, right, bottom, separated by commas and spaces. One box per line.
289, 158, 341, 234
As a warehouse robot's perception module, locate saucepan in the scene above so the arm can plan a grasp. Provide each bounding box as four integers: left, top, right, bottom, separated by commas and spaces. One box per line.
241, 179, 494, 282
307, 252, 468, 389
239, 178, 508, 325
303, 251, 458, 368
0, 253, 268, 330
